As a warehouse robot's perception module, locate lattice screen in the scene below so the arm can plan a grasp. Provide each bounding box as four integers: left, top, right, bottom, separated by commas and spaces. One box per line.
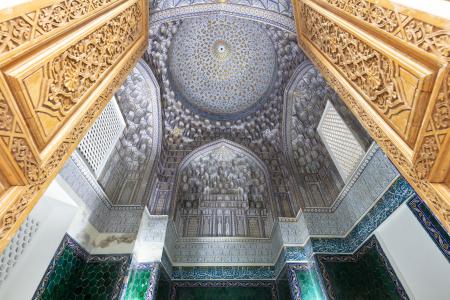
318, 101, 365, 182
0, 217, 39, 286
77, 96, 125, 178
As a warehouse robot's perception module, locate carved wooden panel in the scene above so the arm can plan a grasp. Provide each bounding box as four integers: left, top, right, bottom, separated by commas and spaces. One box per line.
293, 0, 450, 231
0, 0, 148, 252
300, 1, 436, 147
0, 0, 121, 62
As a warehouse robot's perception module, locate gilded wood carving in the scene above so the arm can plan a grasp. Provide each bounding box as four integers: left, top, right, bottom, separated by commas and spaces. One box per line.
293, 0, 450, 231
0, 0, 148, 252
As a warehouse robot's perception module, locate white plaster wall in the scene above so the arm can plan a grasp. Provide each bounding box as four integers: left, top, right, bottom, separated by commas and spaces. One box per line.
0, 0, 31, 10
133, 210, 168, 263
391, 0, 449, 19
63, 173, 136, 255
0, 176, 79, 300
375, 203, 450, 300
67, 209, 136, 255
318, 101, 365, 182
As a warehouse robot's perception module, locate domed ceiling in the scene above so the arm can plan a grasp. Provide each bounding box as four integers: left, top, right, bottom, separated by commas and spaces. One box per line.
147, 15, 305, 217
168, 16, 277, 119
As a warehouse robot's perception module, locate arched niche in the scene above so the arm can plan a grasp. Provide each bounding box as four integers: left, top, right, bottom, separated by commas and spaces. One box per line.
171, 139, 276, 238
282, 61, 344, 209
98, 60, 162, 206
282, 61, 372, 210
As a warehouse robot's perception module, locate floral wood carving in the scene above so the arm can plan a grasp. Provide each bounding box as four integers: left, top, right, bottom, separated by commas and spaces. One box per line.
297, 39, 450, 232
293, 0, 450, 231
0, 91, 40, 183
301, 3, 433, 145
3, 1, 142, 151
42, 2, 141, 122
0, 41, 146, 248
0, 0, 147, 252
303, 6, 403, 119
0, 91, 13, 134
319, 0, 450, 60
0, 16, 32, 54
0, 0, 118, 56
298, 0, 449, 181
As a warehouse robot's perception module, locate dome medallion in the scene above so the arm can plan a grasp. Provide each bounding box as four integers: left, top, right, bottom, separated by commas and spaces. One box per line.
168, 16, 277, 119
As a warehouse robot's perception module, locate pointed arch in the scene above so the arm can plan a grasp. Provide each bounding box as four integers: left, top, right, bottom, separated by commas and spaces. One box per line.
282, 61, 344, 209
170, 139, 276, 238
98, 59, 163, 206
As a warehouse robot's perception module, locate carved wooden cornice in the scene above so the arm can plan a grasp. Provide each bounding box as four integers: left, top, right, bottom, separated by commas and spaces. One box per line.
0, 0, 148, 252
292, 0, 450, 231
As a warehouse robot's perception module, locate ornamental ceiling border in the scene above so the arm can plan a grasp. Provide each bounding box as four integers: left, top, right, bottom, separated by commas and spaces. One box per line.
150, 0, 293, 17
169, 139, 277, 220
149, 3, 296, 32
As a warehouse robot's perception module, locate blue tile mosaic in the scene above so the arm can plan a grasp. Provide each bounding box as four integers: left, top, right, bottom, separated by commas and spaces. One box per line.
159, 177, 418, 282
311, 177, 415, 254
285, 240, 313, 262
172, 266, 274, 280
131, 176, 440, 289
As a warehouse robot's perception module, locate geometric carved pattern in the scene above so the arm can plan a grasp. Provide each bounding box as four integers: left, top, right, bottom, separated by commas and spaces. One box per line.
0, 216, 39, 287
415, 69, 450, 179
0, 0, 148, 252
318, 101, 365, 182
0, 86, 39, 184
77, 96, 125, 178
